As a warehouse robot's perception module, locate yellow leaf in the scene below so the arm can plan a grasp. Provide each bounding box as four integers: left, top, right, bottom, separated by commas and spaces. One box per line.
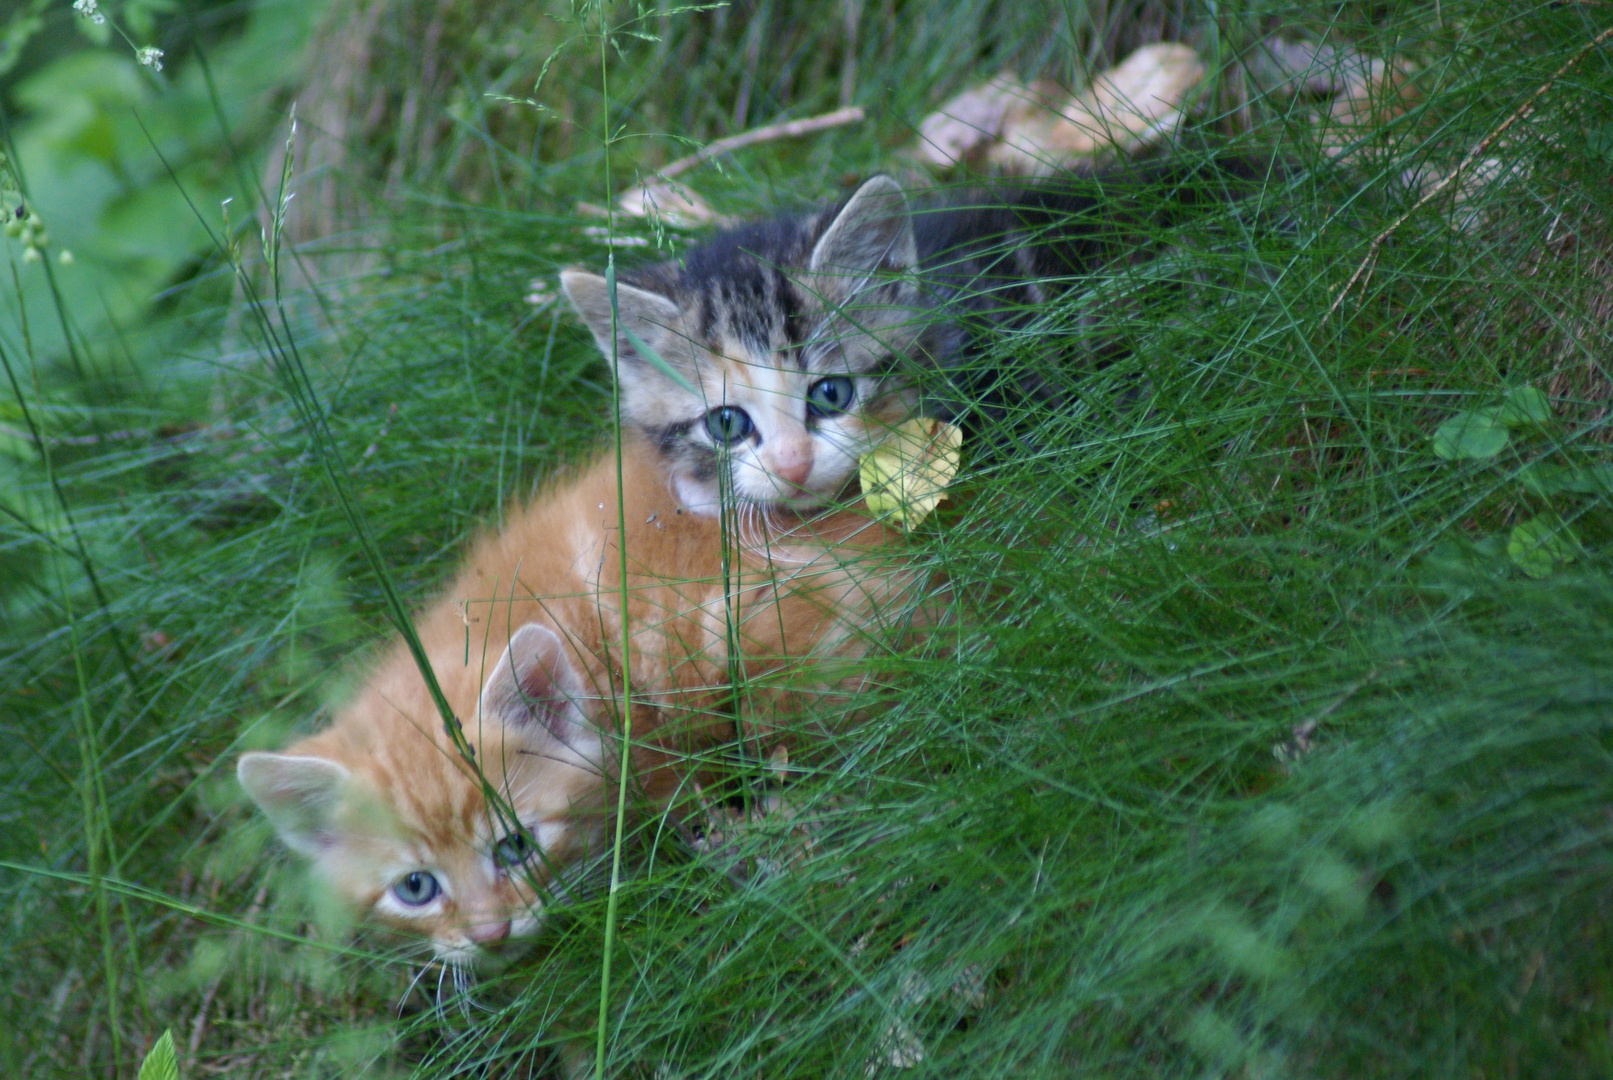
858, 418, 963, 530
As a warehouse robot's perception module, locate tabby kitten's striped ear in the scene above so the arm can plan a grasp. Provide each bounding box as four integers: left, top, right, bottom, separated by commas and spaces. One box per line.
558, 269, 685, 377
808, 175, 918, 288
478, 623, 590, 742
237, 753, 350, 858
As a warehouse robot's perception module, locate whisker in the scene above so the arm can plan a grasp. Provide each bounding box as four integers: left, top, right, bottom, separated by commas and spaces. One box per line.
433, 963, 451, 1020
740, 501, 766, 556
453, 963, 473, 1021
763, 504, 784, 547
760, 502, 814, 566
396, 962, 431, 1017
457, 962, 496, 1014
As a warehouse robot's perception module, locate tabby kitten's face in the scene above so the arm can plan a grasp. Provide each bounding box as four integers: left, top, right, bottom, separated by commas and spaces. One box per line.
238, 624, 605, 968
562, 176, 923, 513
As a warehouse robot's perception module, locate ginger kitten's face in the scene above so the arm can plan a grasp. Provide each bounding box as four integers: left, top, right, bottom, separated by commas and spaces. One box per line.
561, 176, 923, 513
239, 625, 606, 968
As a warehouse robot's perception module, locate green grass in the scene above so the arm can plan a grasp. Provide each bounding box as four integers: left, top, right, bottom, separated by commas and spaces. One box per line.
4, 0, 1613, 1076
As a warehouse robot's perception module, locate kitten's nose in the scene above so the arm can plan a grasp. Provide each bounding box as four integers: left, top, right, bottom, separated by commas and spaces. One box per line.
774, 461, 812, 486
771, 454, 812, 488
468, 919, 511, 944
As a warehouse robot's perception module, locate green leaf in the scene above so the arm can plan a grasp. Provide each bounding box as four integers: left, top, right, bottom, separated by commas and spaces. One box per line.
1562, 465, 1613, 494
1433, 408, 1509, 461
137, 1030, 178, 1080
1588, 121, 1613, 163
1561, 464, 1613, 499
1418, 538, 1511, 594
1506, 516, 1578, 579
124, 0, 179, 40
1497, 386, 1551, 428
0, 4, 47, 78
1518, 463, 1567, 497
1520, 461, 1613, 497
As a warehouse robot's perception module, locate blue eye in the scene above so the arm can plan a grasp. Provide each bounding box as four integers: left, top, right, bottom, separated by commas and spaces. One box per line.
704, 406, 754, 444
807, 376, 856, 418
392, 871, 440, 906
494, 832, 534, 868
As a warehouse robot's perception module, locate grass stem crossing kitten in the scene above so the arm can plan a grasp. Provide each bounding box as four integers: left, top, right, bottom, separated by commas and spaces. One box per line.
561, 157, 1274, 513
238, 444, 924, 968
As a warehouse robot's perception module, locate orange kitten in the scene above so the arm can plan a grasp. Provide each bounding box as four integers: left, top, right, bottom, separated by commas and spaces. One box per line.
238, 441, 924, 968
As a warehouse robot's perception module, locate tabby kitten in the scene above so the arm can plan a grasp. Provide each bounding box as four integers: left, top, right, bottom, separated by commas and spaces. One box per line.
238, 443, 920, 968
561, 157, 1271, 513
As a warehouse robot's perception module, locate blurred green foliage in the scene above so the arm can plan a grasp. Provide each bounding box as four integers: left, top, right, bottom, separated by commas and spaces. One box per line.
0, 0, 317, 630
1, 0, 315, 376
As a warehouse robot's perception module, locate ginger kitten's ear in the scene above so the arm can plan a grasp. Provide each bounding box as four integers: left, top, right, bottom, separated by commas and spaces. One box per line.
237, 753, 350, 858
559, 269, 687, 379
479, 623, 592, 745
808, 175, 918, 286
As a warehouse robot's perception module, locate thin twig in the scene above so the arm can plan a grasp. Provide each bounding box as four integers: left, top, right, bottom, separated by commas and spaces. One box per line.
839, 0, 863, 108
187, 975, 221, 1060
1323, 25, 1613, 326
653, 106, 865, 181
188, 883, 267, 1064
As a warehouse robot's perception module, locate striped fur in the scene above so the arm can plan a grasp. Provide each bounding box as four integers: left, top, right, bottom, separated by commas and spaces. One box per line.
239, 444, 924, 968
562, 158, 1275, 511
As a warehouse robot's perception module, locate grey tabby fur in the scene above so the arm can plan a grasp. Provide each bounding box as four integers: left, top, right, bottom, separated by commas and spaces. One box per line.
561, 156, 1275, 513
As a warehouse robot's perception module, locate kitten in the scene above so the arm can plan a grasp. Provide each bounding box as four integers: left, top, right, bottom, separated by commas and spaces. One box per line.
238, 442, 922, 969
561, 157, 1273, 513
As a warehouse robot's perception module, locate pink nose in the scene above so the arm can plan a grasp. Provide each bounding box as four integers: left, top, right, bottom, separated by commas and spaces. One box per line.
467, 919, 510, 945
772, 457, 811, 488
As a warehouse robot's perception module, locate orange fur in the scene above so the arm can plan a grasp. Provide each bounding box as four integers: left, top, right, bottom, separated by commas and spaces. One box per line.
239, 441, 926, 964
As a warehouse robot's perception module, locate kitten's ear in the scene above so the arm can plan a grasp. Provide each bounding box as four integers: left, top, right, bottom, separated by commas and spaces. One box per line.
559, 269, 686, 373
479, 622, 589, 740
807, 175, 917, 283
237, 753, 350, 858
